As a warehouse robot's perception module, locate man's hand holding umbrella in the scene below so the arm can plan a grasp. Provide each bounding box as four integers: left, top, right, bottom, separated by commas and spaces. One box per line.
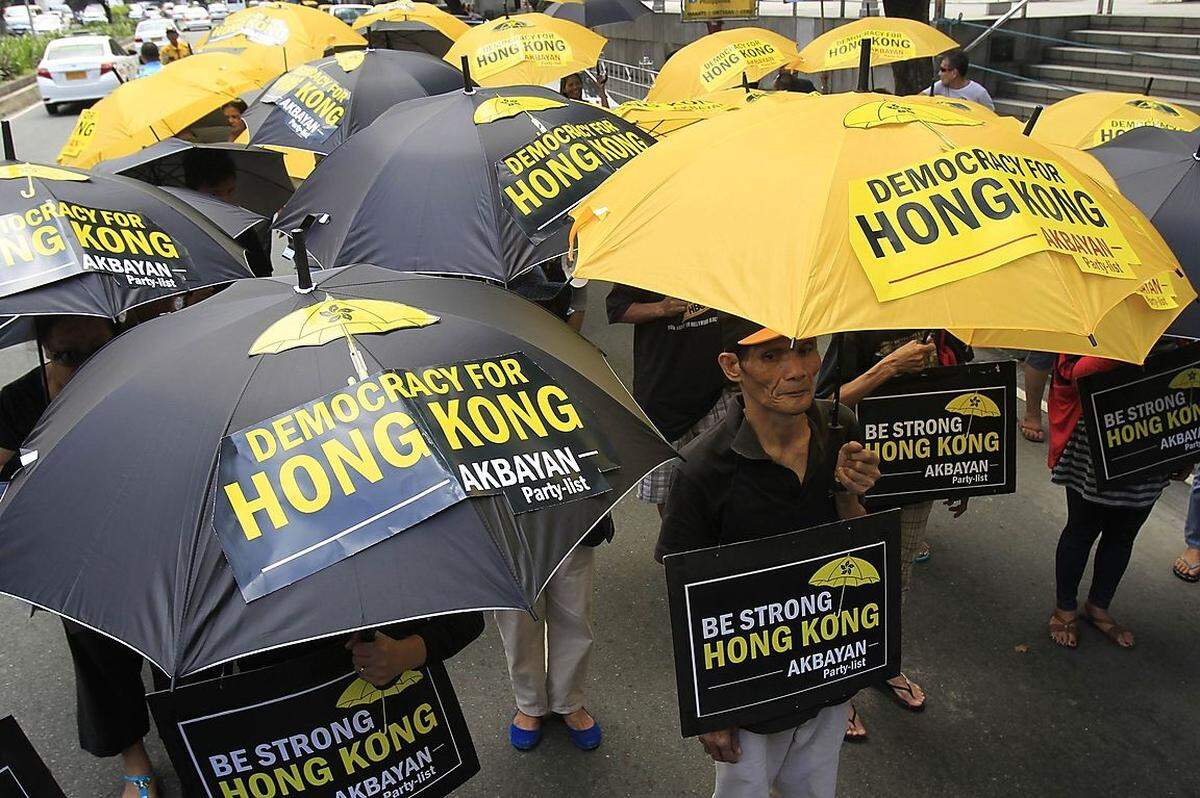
346, 632, 428, 688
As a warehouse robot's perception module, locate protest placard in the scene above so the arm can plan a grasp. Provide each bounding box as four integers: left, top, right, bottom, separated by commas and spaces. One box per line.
0, 716, 66, 798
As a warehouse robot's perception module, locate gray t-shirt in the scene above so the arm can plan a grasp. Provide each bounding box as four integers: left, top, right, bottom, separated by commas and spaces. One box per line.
926, 79, 995, 110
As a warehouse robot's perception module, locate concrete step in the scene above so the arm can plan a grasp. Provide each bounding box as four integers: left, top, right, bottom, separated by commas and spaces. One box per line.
1000, 80, 1200, 113
1071, 29, 1200, 56
1084, 14, 1200, 35
1044, 45, 1200, 77
1025, 63, 1200, 99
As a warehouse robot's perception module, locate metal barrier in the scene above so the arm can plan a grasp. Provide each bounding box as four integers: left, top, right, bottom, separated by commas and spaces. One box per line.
596, 57, 660, 102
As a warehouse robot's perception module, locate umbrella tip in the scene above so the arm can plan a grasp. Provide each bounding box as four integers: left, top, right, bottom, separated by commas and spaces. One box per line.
460, 55, 476, 95
289, 214, 319, 294
1021, 106, 1043, 137
1, 120, 15, 162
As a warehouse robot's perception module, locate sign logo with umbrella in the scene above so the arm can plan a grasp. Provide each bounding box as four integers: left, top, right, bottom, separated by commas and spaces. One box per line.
473, 96, 568, 125
809, 555, 881, 612
946, 392, 1001, 419
1169, 368, 1200, 391
336, 670, 424, 709
842, 99, 982, 130
249, 298, 439, 356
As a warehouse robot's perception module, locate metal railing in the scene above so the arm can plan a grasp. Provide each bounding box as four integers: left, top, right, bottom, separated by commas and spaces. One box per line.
596, 57, 659, 102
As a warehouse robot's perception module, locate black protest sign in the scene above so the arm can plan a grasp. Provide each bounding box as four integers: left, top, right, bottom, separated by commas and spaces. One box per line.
0, 201, 192, 298
215, 372, 466, 601
664, 511, 901, 737
858, 361, 1017, 502
148, 646, 479, 798
1078, 342, 1200, 490
271, 65, 351, 144
0, 716, 66, 798
395, 353, 619, 513
496, 119, 653, 240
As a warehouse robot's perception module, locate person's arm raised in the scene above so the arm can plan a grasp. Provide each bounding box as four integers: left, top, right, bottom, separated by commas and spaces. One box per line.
833, 341, 936, 408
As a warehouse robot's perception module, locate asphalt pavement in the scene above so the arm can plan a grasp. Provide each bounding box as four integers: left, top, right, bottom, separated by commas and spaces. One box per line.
1, 54, 1199, 797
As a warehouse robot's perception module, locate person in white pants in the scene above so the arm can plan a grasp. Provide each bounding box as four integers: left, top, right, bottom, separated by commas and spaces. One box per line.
711, 705, 848, 798
496, 542, 604, 751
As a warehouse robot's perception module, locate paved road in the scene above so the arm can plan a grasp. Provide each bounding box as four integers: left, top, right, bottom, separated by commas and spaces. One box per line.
1, 59, 1199, 797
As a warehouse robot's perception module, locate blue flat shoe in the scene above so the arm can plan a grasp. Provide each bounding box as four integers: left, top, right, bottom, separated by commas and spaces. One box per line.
565, 716, 602, 751
509, 719, 543, 751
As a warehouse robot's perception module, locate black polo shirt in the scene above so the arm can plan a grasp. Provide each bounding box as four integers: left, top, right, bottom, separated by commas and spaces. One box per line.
657, 397, 862, 733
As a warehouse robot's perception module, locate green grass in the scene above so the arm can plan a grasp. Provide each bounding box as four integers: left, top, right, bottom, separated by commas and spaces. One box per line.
0, 11, 135, 80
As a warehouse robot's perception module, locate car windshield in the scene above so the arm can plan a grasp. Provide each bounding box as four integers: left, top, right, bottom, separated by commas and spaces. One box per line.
45, 42, 106, 59
138, 21, 168, 33
4, 6, 34, 16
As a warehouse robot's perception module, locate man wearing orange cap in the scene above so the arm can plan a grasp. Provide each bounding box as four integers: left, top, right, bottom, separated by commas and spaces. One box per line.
656, 316, 881, 798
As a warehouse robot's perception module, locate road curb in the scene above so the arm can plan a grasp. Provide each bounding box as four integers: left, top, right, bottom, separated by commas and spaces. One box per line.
0, 83, 41, 117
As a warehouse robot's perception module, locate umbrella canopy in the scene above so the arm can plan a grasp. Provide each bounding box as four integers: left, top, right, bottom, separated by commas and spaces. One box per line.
56, 53, 268, 169
354, 0, 469, 57
444, 13, 605, 88
1089, 126, 1200, 337
795, 17, 957, 72
243, 50, 463, 159
198, 2, 366, 79
0, 265, 672, 677
570, 93, 1193, 363
95, 140, 294, 218
275, 85, 654, 284
1031, 91, 1200, 150
0, 162, 250, 322
611, 87, 794, 138
543, 0, 650, 29
644, 28, 800, 102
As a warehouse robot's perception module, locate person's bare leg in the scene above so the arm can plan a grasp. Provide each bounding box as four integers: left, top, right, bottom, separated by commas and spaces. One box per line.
120, 740, 157, 798
1021, 363, 1050, 442
512, 710, 543, 731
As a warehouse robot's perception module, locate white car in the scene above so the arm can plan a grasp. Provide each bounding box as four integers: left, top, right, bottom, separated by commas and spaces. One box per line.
81, 3, 109, 23
3, 4, 39, 34
144, 6, 163, 17
37, 35, 138, 115
133, 18, 179, 47
207, 1, 228, 19
181, 4, 211, 29
128, 3, 146, 19
31, 12, 67, 34
169, 4, 188, 21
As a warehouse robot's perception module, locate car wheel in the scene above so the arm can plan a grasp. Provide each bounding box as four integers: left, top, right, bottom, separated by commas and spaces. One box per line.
44, 102, 59, 116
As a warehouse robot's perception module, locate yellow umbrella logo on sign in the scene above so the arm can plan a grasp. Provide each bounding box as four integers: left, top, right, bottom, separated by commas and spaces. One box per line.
809, 556, 881, 588
335, 670, 424, 709
842, 100, 983, 130
1169, 368, 1200, 391
945, 392, 1001, 418
473, 96, 567, 125
248, 298, 440, 355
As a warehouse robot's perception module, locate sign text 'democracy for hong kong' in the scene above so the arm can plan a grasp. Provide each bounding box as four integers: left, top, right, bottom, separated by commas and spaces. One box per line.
858, 361, 1017, 502
215, 373, 467, 602
1079, 343, 1200, 490
664, 512, 901, 736
268, 64, 351, 144
397, 352, 618, 514
497, 120, 652, 240
148, 648, 478, 798
847, 135, 1140, 302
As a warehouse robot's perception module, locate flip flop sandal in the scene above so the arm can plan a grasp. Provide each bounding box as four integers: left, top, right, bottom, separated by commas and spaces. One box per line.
1173, 557, 1200, 583
1049, 614, 1078, 649
123, 775, 152, 798
844, 704, 868, 743
1019, 422, 1046, 443
1083, 612, 1134, 649
878, 675, 926, 712
913, 543, 931, 564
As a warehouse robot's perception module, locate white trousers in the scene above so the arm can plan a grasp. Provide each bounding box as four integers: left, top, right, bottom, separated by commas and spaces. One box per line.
712, 703, 846, 798
495, 546, 596, 717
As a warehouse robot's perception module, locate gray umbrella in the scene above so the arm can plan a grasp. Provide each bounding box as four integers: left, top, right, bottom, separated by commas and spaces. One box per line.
544, 0, 650, 27
1089, 126, 1200, 338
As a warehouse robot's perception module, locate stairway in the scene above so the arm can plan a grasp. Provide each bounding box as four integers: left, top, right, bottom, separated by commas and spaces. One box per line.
992, 15, 1200, 120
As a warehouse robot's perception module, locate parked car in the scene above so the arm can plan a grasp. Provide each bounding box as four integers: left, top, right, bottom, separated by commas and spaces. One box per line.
180, 4, 210, 29
207, 1, 228, 19
31, 12, 68, 34
37, 35, 138, 115
327, 3, 369, 24
80, 3, 109, 23
133, 18, 179, 47
144, 5, 163, 17
3, 4, 40, 35
128, 2, 146, 19
169, 3, 188, 22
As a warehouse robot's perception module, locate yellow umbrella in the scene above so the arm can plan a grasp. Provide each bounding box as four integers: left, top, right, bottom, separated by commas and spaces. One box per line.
1032, 91, 1200, 150
444, 13, 604, 87
795, 17, 958, 72
945, 392, 1001, 417
809, 555, 881, 588
198, 2, 366, 79
248, 298, 440, 355
353, 0, 469, 40
645, 27, 800, 102
571, 93, 1192, 363
57, 53, 267, 168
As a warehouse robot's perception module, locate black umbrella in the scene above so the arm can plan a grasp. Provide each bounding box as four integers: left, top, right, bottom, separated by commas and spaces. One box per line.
243, 49, 464, 159
544, 0, 650, 28
96, 140, 295, 219
0, 264, 672, 678
274, 84, 656, 284
0, 162, 251, 321
364, 21, 458, 58
1090, 127, 1200, 338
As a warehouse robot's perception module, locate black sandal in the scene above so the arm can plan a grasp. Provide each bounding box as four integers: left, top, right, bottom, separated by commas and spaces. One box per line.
878, 674, 926, 712
844, 703, 868, 743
